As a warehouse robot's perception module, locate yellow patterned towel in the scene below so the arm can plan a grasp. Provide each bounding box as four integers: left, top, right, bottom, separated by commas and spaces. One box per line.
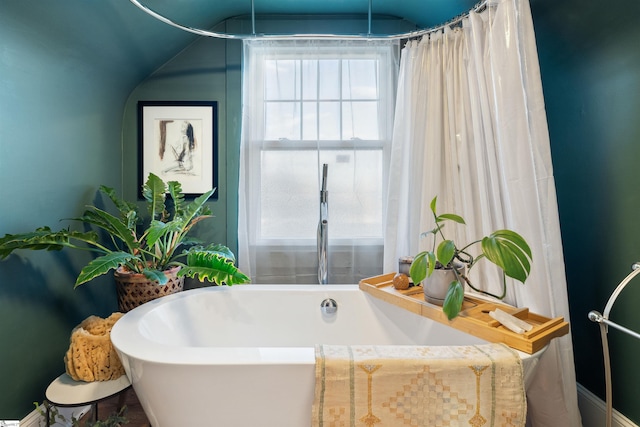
312, 343, 526, 427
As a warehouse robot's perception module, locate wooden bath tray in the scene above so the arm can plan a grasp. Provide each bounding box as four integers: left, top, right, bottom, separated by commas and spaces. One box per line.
359, 273, 570, 354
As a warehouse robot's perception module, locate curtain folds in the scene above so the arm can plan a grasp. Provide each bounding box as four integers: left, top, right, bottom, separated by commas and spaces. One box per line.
384, 0, 581, 425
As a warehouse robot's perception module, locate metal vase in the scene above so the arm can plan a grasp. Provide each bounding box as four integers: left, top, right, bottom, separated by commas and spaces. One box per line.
423, 265, 463, 306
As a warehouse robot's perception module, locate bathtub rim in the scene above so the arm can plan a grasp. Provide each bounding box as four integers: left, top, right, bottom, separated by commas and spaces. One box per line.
112, 285, 366, 366
111, 284, 544, 367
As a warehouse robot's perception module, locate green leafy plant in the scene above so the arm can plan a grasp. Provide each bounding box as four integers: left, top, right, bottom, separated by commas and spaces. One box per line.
35, 402, 128, 426
0, 173, 249, 287
85, 406, 129, 427
409, 196, 532, 320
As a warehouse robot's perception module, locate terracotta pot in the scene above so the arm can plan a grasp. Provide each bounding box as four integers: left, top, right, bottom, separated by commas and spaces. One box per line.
423, 264, 464, 306
114, 265, 184, 312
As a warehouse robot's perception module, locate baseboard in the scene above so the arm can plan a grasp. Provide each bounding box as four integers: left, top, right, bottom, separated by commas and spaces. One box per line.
577, 383, 638, 427
19, 407, 43, 427
20, 404, 91, 427
17, 386, 635, 427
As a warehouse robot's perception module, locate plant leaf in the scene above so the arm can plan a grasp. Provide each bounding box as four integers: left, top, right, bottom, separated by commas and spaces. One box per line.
185, 215, 214, 229
146, 219, 182, 247
409, 251, 438, 284
429, 196, 438, 215
442, 280, 465, 320
481, 229, 532, 283
179, 250, 250, 285
79, 208, 139, 253
499, 239, 532, 275
167, 180, 185, 216
75, 252, 138, 287
185, 244, 236, 262
409, 251, 428, 284
175, 188, 216, 236
0, 227, 100, 258
143, 173, 167, 220
143, 268, 169, 285
436, 213, 466, 224
426, 251, 436, 277
99, 185, 138, 222
183, 189, 216, 223
436, 240, 456, 267
420, 224, 444, 239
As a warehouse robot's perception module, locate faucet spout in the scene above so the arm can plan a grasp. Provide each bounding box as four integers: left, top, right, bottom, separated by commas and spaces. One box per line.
318, 164, 329, 284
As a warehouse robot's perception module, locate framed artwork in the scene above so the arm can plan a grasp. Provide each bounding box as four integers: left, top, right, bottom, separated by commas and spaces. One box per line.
138, 101, 218, 199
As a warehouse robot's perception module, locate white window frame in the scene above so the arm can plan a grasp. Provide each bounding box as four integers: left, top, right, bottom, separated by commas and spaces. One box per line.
242, 40, 398, 248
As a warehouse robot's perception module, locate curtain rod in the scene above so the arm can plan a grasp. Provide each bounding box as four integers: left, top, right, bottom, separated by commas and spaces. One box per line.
128, 0, 488, 41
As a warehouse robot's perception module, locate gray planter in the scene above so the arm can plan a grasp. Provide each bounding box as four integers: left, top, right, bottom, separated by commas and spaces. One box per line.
423, 265, 464, 305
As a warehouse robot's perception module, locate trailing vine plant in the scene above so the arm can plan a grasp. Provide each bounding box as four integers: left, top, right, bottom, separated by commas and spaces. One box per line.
409, 197, 533, 320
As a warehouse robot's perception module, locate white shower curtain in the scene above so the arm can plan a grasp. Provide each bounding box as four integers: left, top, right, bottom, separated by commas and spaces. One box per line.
384, 0, 581, 425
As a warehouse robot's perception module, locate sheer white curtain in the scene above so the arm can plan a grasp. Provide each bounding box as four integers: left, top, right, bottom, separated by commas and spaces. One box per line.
239, 39, 398, 284
384, 0, 581, 425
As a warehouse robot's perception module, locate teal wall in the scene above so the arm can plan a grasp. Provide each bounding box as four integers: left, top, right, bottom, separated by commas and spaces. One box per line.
532, 0, 640, 423
0, 3, 126, 418
5, 0, 640, 423
0, 0, 199, 418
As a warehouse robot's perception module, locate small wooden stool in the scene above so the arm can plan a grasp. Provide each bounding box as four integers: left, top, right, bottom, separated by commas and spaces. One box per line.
44, 373, 131, 425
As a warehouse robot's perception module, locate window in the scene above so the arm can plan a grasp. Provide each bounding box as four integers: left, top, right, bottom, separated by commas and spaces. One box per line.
239, 39, 398, 282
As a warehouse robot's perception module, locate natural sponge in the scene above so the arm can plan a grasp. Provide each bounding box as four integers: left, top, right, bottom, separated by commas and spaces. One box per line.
64, 312, 125, 382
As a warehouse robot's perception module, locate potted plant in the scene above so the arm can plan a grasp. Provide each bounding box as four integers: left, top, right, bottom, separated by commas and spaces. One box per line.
409, 196, 532, 320
0, 173, 250, 311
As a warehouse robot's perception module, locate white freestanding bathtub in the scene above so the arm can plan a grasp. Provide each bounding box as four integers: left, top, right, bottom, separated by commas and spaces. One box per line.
111, 285, 543, 427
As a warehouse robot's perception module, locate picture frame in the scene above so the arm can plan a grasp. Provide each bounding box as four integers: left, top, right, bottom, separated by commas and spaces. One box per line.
138, 101, 218, 199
